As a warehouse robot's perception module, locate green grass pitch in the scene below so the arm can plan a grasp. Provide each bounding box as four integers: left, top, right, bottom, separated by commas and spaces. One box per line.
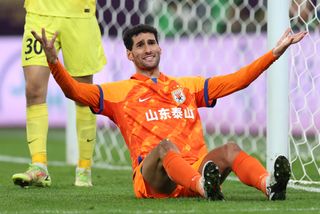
0, 128, 320, 213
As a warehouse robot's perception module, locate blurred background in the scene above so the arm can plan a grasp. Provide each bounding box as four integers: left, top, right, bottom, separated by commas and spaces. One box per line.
0, 0, 25, 35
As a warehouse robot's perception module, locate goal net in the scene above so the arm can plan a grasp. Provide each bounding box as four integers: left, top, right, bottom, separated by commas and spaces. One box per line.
289, 0, 320, 185
92, 0, 320, 185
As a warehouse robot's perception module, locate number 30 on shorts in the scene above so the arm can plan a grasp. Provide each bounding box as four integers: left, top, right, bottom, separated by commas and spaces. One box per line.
25, 38, 43, 55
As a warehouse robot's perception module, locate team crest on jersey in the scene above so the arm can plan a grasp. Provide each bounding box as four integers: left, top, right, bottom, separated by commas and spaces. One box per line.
172, 88, 186, 104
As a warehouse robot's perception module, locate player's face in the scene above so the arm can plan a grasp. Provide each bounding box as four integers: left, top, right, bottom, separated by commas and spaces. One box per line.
128, 32, 161, 71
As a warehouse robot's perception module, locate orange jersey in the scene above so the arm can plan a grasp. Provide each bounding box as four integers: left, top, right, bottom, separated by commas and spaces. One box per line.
93, 73, 210, 169
49, 50, 277, 170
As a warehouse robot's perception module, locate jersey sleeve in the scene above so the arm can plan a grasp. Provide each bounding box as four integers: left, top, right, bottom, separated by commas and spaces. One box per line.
207, 50, 278, 99
90, 80, 137, 120
48, 59, 101, 108
175, 76, 216, 108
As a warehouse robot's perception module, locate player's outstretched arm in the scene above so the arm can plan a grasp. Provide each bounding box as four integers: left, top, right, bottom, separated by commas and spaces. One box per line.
206, 29, 307, 99
272, 28, 307, 57
31, 28, 101, 108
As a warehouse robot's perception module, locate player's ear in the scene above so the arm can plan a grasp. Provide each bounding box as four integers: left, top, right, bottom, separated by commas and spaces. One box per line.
127, 50, 134, 61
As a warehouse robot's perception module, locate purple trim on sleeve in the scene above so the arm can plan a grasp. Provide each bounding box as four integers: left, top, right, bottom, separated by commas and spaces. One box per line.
90, 85, 104, 114
204, 78, 217, 108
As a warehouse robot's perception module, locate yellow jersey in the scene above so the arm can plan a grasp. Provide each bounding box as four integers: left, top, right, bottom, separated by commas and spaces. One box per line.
24, 0, 96, 18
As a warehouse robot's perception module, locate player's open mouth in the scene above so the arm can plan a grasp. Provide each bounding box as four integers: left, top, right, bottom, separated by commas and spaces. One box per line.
143, 55, 155, 61
143, 58, 156, 65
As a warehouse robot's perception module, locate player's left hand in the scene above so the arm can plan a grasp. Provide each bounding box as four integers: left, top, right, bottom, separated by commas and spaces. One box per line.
31, 28, 59, 64
272, 28, 307, 57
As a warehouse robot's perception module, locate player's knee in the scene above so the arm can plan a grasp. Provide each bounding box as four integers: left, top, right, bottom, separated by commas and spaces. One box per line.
158, 139, 179, 159
224, 142, 241, 151
26, 81, 47, 98
223, 142, 242, 165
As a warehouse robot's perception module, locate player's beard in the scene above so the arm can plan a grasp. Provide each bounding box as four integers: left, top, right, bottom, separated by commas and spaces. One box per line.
137, 54, 160, 71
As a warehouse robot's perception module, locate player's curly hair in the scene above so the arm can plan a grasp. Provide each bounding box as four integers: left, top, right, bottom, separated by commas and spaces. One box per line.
122, 24, 159, 50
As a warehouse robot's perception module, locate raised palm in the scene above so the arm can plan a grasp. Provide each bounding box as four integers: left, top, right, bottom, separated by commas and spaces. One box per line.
31, 28, 59, 64
272, 28, 307, 57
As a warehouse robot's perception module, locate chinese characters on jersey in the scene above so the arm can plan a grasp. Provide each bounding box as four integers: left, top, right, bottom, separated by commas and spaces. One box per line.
145, 107, 195, 121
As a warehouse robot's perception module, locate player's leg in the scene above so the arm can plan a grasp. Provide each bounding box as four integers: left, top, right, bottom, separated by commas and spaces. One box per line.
202, 142, 290, 200
59, 16, 106, 187
12, 65, 52, 188
72, 75, 96, 187
201, 142, 268, 191
197, 144, 243, 200
199, 142, 243, 182
140, 139, 179, 195
12, 13, 60, 187
141, 139, 222, 200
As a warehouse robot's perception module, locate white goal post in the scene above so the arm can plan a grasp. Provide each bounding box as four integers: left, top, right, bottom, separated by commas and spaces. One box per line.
65, 0, 320, 185
266, 0, 289, 172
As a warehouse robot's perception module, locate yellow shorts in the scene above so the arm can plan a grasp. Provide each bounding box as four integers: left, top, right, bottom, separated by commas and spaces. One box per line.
133, 154, 206, 198
21, 12, 106, 77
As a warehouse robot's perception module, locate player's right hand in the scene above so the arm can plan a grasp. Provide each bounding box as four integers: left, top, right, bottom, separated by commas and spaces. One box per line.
31, 28, 58, 64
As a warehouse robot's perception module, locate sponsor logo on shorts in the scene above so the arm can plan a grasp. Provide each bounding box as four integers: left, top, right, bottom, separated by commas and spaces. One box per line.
25, 56, 34, 61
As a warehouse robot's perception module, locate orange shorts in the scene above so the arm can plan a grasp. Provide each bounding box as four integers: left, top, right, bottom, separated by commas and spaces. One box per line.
132, 154, 206, 198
